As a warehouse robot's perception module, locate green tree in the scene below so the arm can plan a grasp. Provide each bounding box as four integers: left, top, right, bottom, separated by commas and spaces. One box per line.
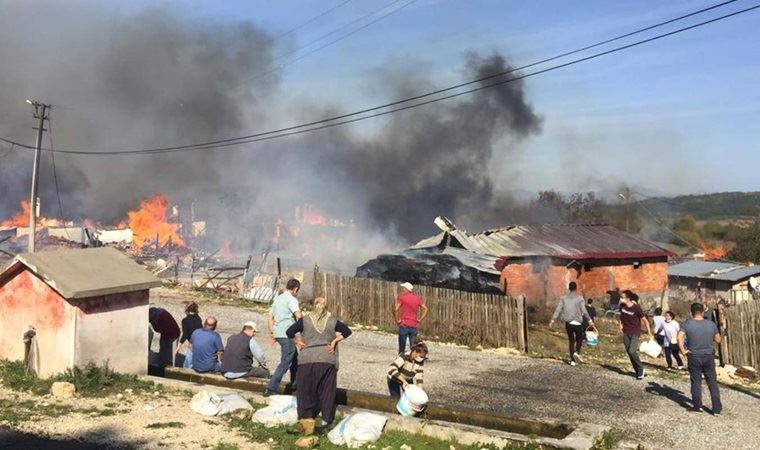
727, 223, 760, 263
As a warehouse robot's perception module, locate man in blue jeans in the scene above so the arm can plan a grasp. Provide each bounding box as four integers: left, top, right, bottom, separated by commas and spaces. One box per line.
678, 302, 722, 415
265, 278, 303, 397
395, 282, 429, 355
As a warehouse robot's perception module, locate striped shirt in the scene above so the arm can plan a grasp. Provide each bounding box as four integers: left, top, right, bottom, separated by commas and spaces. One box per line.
387, 352, 424, 385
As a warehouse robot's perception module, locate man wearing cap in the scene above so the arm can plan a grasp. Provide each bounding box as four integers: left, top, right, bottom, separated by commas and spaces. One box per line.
395, 282, 429, 355
222, 321, 270, 379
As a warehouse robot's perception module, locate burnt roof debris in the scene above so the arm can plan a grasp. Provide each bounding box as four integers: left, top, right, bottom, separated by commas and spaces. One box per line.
416, 216, 672, 262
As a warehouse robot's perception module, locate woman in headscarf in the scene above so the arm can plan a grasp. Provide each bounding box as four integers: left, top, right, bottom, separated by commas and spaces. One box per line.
179, 302, 202, 368
286, 297, 352, 444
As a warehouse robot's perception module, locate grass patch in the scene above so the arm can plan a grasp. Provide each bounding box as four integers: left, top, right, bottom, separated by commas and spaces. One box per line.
226, 416, 540, 450
146, 421, 186, 429
593, 430, 617, 450
0, 360, 158, 397
212, 443, 240, 450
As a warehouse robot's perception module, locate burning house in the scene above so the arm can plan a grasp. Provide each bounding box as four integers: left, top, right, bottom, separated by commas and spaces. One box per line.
0, 247, 161, 377
358, 217, 672, 307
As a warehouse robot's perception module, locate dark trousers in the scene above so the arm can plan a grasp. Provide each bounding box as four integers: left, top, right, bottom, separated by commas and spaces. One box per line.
565, 323, 584, 358
398, 326, 418, 354
687, 354, 722, 413
266, 337, 298, 393
388, 378, 403, 398
296, 363, 338, 425
623, 334, 644, 376
663, 345, 683, 368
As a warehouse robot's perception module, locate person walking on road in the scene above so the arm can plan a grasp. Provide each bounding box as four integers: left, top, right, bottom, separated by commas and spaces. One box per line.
265, 278, 303, 396
656, 311, 684, 370
549, 282, 593, 366
395, 282, 429, 355
618, 290, 653, 379
679, 303, 722, 415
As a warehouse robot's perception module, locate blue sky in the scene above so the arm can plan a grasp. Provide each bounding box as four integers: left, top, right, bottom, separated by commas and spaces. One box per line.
85, 0, 760, 194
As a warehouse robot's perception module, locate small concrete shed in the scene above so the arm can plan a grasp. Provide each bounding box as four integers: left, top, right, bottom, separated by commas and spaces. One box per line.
0, 247, 162, 377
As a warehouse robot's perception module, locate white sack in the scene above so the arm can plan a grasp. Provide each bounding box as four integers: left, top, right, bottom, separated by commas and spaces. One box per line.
327, 412, 388, 448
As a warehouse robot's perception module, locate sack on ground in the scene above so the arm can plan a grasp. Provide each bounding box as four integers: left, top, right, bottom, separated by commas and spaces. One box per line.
190, 390, 223, 416
251, 395, 298, 427
327, 412, 388, 448
639, 338, 662, 358
217, 393, 253, 415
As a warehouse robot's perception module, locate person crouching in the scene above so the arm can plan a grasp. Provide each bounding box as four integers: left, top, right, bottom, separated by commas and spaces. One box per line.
287, 297, 352, 444
387, 342, 428, 397
222, 321, 270, 380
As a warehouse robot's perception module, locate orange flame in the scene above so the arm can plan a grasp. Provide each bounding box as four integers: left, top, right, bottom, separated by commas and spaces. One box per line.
126, 194, 185, 249
1, 200, 31, 227
301, 204, 327, 226
700, 240, 727, 261
219, 240, 232, 258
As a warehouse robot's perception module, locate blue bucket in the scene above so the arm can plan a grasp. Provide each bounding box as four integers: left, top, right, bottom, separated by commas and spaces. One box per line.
586, 329, 599, 346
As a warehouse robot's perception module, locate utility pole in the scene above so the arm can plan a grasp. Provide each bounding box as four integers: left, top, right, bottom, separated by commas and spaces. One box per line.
619, 187, 632, 233
27, 100, 51, 253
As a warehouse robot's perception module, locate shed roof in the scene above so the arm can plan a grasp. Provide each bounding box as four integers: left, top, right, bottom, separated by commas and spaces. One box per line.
668, 260, 760, 282
0, 247, 162, 299
413, 222, 671, 260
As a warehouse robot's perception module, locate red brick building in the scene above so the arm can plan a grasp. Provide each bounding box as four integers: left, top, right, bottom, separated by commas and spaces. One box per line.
413, 218, 671, 308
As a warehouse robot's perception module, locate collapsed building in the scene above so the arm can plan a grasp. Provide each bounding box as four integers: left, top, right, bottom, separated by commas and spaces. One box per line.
358, 217, 672, 307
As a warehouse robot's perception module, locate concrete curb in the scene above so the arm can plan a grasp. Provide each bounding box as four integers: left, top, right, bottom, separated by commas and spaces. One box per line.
144, 375, 608, 449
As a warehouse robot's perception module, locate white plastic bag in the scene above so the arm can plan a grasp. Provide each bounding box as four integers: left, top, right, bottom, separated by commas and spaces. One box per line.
251, 395, 298, 427
639, 338, 662, 358
190, 390, 223, 416
217, 393, 254, 415
327, 412, 388, 448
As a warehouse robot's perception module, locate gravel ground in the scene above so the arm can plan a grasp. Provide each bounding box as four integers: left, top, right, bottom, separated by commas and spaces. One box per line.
0, 386, 265, 450
154, 287, 760, 450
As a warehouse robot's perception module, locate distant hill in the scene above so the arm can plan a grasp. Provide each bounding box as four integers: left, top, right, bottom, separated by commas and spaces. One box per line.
637, 191, 760, 220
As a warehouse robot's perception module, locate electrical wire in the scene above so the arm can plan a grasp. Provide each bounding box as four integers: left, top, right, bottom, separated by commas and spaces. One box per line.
241, 0, 416, 84
0, 1, 755, 156
47, 116, 73, 240
273, 0, 355, 41
0, 142, 15, 159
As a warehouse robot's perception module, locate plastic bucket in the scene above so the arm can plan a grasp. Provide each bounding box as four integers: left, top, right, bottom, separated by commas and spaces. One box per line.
396, 385, 428, 416
586, 330, 599, 346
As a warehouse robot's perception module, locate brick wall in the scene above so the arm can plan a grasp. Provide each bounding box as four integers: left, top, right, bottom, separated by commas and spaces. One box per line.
501, 257, 668, 308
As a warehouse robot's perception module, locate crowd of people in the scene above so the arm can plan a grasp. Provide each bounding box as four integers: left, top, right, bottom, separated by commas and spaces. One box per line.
549, 281, 723, 415
148, 278, 430, 444
148, 276, 723, 445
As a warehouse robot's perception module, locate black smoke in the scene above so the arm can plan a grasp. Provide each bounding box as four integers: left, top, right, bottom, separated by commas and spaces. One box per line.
0, 3, 543, 267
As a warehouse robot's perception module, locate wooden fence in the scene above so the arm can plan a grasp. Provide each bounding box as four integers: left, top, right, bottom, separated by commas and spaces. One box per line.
722, 300, 760, 370
313, 269, 527, 351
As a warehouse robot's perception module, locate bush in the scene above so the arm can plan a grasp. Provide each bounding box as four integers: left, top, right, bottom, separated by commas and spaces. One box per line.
0, 360, 52, 394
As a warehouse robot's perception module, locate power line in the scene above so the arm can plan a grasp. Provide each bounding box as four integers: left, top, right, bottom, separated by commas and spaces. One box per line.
273, 0, 354, 41
47, 117, 67, 224
241, 0, 416, 84
1, 1, 756, 156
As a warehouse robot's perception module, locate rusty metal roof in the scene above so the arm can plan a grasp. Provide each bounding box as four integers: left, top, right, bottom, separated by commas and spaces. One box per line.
413, 224, 671, 261
0, 247, 161, 299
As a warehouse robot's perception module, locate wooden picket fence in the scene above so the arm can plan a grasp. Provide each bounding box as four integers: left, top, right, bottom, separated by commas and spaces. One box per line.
722, 300, 760, 370
313, 269, 527, 351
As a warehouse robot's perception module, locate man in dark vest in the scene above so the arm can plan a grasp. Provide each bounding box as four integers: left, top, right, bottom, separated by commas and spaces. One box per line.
221, 321, 270, 379
287, 297, 352, 447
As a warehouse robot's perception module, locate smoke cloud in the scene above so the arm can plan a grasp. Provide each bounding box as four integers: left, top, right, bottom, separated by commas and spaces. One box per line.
0, 3, 543, 269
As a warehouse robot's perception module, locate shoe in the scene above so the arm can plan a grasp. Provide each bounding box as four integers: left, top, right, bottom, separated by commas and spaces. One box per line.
665, 367, 672, 371
569, 361, 577, 366
713, 411, 721, 416
691, 407, 704, 413
572, 352, 583, 364
263, 390, 275, 397
677, 366, 684, 370
636, 371, 646, 380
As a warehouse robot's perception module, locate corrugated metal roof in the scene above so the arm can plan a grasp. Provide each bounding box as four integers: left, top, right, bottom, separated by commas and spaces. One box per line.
0, 247, 162, 299
668, 260, 760, 282
412, 224, 671, 260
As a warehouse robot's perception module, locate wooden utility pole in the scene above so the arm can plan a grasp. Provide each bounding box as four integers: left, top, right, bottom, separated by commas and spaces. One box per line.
28, 100, 51, 253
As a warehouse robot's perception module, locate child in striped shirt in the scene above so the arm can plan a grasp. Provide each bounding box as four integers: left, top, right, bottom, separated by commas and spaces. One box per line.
387, 342, 428, 397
